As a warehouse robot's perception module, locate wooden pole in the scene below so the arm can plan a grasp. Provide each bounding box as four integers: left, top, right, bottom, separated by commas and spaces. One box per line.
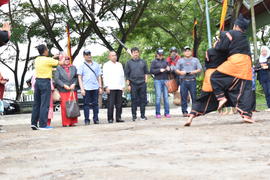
250, 0, 258, 64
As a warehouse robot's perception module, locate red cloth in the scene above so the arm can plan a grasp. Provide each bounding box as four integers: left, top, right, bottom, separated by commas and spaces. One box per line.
47, 92, 54, 126
62, 64, 71, 79
60, 91, 78, 126
0, 0, 9, 6
166, 55, 181, 66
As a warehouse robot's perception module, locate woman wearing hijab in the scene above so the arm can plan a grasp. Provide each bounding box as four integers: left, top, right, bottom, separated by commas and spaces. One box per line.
54, 55, 78, 127
255, 46, 270, 111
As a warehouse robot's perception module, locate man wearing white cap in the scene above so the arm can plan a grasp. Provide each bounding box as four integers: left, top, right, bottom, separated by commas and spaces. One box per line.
175, 46, 202, 117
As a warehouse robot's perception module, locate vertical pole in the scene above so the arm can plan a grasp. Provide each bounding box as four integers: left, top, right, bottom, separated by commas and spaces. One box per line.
205, 0, 212, 48
250, 0, 258, 63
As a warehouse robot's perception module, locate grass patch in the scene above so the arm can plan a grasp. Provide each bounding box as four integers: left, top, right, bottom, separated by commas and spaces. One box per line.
256, 92, 267, 111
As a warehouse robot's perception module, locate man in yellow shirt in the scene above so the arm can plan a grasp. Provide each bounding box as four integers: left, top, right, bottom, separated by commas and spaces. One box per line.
31, 44, 64, 130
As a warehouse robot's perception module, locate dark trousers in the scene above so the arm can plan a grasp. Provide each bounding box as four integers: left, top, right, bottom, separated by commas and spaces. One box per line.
180, 80, 197, 114
107, 90, 122, 121
190, 91, 219, 117
83, 89, 99, 123
31, 78, 51, 128
131, 82, 147, 118
211, 71, 253, 118
251, 90, 256, 111
261, 81, 270, 108
211, 71, 235, 100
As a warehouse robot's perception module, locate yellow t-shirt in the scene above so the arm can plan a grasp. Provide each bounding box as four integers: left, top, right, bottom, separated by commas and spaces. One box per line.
35, 56, 59, 79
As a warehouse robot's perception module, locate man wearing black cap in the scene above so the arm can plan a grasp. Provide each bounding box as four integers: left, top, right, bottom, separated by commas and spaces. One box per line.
210, 14, 254, 123
150, 48, 171, 118
175, 46, 202, 117
31, 44, 64, 130
78, 50, 102, 125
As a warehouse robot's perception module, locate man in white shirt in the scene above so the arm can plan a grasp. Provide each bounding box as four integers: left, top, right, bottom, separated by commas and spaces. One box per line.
103, 51, 125, 123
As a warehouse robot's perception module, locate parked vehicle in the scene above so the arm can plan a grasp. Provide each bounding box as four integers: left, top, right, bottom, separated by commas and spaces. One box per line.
2, 98, 20, 115
101, 93, 128, 108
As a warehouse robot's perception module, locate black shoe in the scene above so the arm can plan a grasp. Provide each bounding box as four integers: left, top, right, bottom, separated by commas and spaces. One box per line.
140, 116, 147, 120
85, 120, 90, 125
116, 119, 125, 123
94, 121, 99, 124
31, 125, 39, 130
108, 120, 113, 123
132, 117, 137, 121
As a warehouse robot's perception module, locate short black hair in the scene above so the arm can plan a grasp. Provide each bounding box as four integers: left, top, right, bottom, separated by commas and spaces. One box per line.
35, 44, 47, 55
131, 47, 139, 53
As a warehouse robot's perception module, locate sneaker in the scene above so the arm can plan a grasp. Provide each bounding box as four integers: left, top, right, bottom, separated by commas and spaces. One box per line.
156, 115, 162, 119
132, 117, 137, 121
165, 114, 171, 118
140, 116, 147, 120
108, 120, 113, 123
31, 125, 39, 130
116, 119, 125, 123
39, 126, 53, 130
85, 120, 90, 125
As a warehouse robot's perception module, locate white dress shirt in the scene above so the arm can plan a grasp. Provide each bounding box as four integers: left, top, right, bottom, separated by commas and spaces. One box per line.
103, 60, 125, 90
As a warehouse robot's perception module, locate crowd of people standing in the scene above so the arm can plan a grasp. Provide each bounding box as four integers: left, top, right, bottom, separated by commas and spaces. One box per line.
1, 15, 270, 132
27, 44, 202, 130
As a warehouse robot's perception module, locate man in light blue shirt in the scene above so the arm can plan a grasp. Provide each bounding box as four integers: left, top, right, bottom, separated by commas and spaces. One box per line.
78, 50, 102, 125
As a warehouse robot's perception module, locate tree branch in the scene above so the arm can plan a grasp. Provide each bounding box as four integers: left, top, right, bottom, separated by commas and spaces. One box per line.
29, 0, 63, 51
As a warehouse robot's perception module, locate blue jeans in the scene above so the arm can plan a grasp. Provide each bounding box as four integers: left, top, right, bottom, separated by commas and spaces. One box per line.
261, 81, 270, 108
180, 80, 197, 114
83, 90, 99, 123
31, 78, 51, 128
154, 80, 170, 115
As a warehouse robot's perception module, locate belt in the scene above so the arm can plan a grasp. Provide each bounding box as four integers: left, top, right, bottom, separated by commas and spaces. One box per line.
182, 78, 195, 81
36, 78, 50, 80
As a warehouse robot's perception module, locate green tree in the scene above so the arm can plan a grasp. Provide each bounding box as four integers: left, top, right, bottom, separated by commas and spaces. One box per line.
128, 0, 225, 61
0, 1, 48, 100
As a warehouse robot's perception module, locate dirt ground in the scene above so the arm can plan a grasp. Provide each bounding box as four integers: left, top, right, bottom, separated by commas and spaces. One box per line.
0, 107, 270, 180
